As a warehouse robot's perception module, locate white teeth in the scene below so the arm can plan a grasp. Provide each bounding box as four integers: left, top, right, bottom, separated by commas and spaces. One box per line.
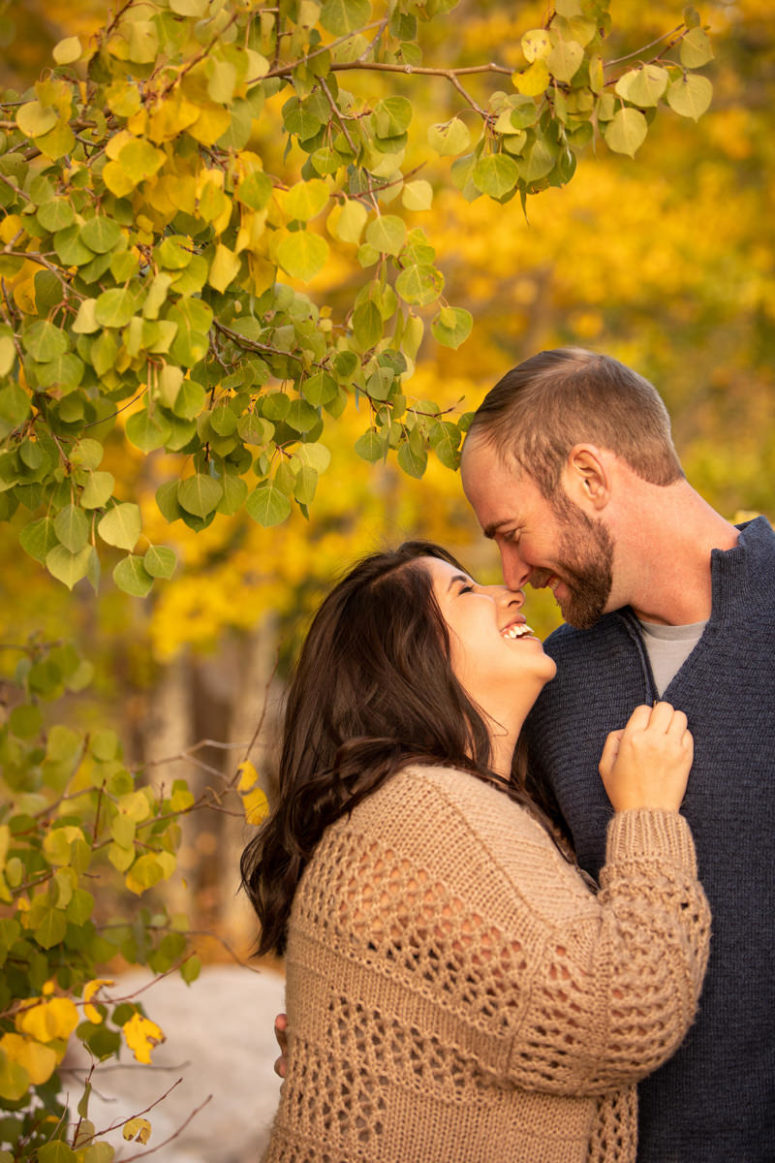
501, 623, 534, 640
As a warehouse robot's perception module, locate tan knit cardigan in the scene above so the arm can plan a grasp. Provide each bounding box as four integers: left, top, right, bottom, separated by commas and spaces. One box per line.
263, 764, 710, 1163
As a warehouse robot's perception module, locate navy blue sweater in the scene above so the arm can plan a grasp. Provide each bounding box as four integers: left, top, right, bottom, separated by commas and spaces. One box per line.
524, 517, 775, 1163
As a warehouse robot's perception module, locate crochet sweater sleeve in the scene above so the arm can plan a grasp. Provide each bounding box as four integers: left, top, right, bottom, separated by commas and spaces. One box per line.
318, 764, 711, 1099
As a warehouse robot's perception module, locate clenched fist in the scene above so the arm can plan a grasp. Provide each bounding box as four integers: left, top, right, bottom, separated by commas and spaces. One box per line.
599, 702, 694, 813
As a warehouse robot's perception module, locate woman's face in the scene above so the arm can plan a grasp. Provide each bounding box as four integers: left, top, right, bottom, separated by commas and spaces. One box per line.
423, 556, 557, 717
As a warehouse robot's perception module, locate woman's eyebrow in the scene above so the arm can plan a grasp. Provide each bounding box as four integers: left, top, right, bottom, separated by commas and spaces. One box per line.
448, 573, 472, 591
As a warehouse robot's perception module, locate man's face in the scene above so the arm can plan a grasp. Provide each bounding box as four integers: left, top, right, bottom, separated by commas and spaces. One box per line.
461, 437, 615, 630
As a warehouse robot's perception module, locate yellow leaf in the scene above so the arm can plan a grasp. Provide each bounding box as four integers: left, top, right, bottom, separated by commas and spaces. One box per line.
83, 977, 112, 1022
187, 103, 231, 146
0, 824, 9, 867
116, 790, 152, 823
103, 160, 137, 198
122, 1013, 165, 1065
16, 997, 79, 1042
242, 786, 269, 825
208, 244, 241, 293
123, 1116, 152, 1144
0, 1034, 57, 1086
513, 59, 550, 97
106, 129, 135, 160
237, 760, 259, 792
0, 215, 23, 244
148, 93, 200, 143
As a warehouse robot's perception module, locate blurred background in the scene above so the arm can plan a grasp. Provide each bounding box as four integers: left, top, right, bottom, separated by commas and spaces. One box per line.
0, 1, 773, 1153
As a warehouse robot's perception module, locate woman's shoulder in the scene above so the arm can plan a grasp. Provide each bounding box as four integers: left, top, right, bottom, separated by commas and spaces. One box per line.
349, 762, 560, 855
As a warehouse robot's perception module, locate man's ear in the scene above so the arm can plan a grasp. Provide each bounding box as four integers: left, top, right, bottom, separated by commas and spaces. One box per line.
561, 445, 610, 511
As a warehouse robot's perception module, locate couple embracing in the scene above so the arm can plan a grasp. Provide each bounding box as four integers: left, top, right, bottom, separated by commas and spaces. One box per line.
243, 348, 775, 1162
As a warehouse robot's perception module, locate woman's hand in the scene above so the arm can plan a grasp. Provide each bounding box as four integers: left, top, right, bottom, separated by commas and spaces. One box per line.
599, 702, 693, 813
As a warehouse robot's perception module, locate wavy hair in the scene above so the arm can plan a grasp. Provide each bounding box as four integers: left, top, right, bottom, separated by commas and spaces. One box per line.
241, 541, 557, 957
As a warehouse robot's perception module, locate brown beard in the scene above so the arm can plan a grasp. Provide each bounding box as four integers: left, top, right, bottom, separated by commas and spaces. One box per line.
550, 497, 615, 630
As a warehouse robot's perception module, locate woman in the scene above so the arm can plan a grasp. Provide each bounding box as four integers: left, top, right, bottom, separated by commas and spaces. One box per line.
242, 542, 710, 1163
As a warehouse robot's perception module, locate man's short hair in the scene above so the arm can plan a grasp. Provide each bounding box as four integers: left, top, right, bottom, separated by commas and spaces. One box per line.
467, 347, 684, 499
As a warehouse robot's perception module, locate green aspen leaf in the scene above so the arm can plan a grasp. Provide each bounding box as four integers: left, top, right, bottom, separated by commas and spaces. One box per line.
126, 409, 172, 452
293, 442, 332, 473
365, 215, 407, 256
0, 1054, 29, 1102
37, 198, 75, 232
173, 379, 207, 420
285, 398, 319, 433
238, 412, 274, 445
245, 481, 291, 526
354, 427, 386, 462
276, 230, 329, 281
72, 298, 99, 334
98, 502, 141, 551
217, 473, 248, 515
373, 96, 413, 137
320, 0, 371, 36
680, 26, 713, 68
236, 170, 273, 210
210, 405, 238, 437
156, 480, 184, 522
603, 107, 648, 156
261, 392, 290, 421
178, 473, 223, 517
431, 421, 461, 469
36, 351, 85, 391
20, 516, 58, 563
428, 118, 471, 157
16, 101, 58, 139
280, 178, 329, 221
395, 264, 444, 307
431, 306, 473, 350
0, 336, 14, 377
402, 180, 433, 211
90, 331, 119, 377
329, 198, 368, 244
143, 545, 177, 579
71, 438, 103, 470
53, 35, 82, 64
522, 28, 552, 61
54, 503, 90, 553
615, 64, 669, 108
472, 154, 519, 198
10, 703, 43, 738
81, 471, 115, 509
547, 39, 584, 83
157, 235, 193, 271
519, 134, 557, 183
46, 544, 92, 590
208, 244, 242, 293
352, 300, 382, 348
667, 74, 713, 120
397, 438, 427, 479
294, 465, 317, 505
80, 216, 122, 254
0, 384, 30, 434
34, 906, 67, 949
54, 224, 94, 266
302, 372, 338, 406
113, 555, 154, 598
23, 320, 68, 362
95, 287, 137, 328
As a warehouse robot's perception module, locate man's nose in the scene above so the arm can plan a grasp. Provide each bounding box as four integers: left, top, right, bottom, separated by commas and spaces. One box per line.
500, 547, 532, 591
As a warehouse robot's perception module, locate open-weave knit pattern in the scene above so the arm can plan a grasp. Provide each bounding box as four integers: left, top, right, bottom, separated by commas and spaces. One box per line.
263, 764, 710, 1163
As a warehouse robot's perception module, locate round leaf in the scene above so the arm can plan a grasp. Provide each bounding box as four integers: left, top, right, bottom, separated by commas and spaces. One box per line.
143, 545, 177, 579
365, 215, 407, 256
113, 555, 154, 598
80, 217, 123, 254
431, 306, 473, 350
98, 503, 142, 551
245, 482, 291, 526
428, 118, 471, 157
276, 230, 329, 281
177, 473, 223, 518
473, 154, 519, 198
603, 107, 648, 156
667, 74, 713, 121
54, 504, 90, 553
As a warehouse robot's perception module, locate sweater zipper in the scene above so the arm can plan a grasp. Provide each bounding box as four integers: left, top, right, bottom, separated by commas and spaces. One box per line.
617, 608, 658, 703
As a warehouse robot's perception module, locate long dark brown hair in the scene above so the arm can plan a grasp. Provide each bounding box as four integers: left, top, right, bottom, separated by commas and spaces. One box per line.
240, 540, 554, 957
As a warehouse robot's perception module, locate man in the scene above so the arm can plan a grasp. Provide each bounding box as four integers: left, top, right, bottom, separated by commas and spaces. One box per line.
460, 346, 775, 1163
